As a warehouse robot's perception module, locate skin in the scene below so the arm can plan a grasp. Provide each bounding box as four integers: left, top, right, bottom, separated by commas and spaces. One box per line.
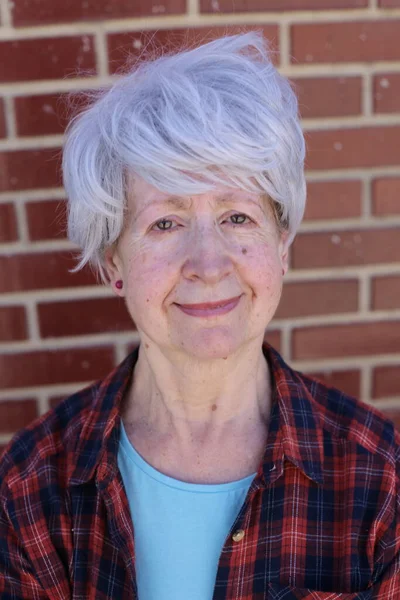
105, 174, 289, 484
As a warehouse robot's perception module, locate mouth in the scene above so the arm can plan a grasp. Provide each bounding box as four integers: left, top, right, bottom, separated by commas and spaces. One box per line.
174, 295, 242, 318
176, 295, 242, 310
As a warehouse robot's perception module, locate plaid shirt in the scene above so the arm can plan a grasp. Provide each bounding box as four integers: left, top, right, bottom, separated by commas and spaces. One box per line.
1, 343, 399, 599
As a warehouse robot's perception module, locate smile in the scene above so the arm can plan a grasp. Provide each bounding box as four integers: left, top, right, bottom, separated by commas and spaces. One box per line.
175, 295, 242, 318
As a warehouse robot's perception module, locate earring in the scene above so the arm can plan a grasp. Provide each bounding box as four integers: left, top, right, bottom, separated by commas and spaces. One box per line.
115, 280, 123, 290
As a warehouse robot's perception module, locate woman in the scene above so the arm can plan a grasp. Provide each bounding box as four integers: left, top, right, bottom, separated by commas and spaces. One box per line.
1, 31, 399, 599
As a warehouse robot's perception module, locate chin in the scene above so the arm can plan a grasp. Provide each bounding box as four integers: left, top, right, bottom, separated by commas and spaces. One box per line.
173, 329, 244, 360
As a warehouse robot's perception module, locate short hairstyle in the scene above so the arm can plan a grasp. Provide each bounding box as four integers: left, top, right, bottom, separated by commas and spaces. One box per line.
62, 30, 306, 282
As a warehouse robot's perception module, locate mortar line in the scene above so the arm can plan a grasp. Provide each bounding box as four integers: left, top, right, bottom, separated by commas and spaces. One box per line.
361, 363, 373, 403
25, 298, 40, 342
279, 20, 290, 69
362, 69, 373, 117
187, 0, 200, 16
0, 0, 12, 27
94, 28, 109, 78
3, 95, 16, 138
13, 198, 29, 243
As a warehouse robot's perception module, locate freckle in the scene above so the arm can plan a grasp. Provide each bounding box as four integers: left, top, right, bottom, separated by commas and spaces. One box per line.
211, 404, 217, 411
241, 247, 247, 254
145, 343, 149, 349
146, 298, 149, 302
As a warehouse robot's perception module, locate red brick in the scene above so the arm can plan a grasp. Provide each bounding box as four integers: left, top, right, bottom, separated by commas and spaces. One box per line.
0, 37, 96, 83
291, 21, 400, 64
12, 0, 186, 26
305, 369, 361, 398
292, 228, 400, 269
0, 203, 18, 242
372, 178, 400, 216
201, 0, 366, 10
293, 321, 400, 360
0, 306, 27, 341
38, 297, 134, 338
373, 73, 400, 114
304, 180, 362, 221
373, 365, 400, 399
372, 276, 400, 311
265, 330, 281, 352
15, 93, 72, 136
0, 98, 6, 138
378, 408, 400, 432
0, 347, 114, 389
0, 398, 38, 433
108, 25, 280, 74
306, 126, 400, 170
15, 92, 94, 137
294, 76, 362, 119
0, 251, 96, 293
49, 395, 67, 409
379, 0, 400, 6
0, 148, 61, 192
26, 199, 67, 241
275, 279, 358, 319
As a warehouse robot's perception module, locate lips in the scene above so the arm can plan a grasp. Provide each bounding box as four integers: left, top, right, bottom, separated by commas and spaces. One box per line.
176, 295, 242, 310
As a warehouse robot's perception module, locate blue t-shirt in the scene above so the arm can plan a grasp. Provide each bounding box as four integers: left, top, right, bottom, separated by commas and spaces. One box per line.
118, 420, 256, 600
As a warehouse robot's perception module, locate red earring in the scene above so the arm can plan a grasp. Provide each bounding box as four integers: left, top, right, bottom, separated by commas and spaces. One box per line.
115, 280, 123, 290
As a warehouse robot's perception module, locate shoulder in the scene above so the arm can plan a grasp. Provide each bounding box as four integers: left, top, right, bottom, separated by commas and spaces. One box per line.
0, 380, 101, 498
296, 369, 400, 470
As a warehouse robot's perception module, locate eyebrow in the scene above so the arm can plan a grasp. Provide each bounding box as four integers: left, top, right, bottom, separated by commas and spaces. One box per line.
133, 193, 263, 222
158, 193, 260, 209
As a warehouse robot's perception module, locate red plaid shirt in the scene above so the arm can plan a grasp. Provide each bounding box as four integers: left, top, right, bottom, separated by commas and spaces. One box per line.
1, 343, 399, 599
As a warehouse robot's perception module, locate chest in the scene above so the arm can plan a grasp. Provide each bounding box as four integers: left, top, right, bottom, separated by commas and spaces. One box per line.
122, 425, 266, 484
63, 461, 379, 599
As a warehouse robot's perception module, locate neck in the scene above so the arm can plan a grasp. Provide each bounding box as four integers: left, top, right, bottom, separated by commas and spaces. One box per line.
121, 340, 272, 447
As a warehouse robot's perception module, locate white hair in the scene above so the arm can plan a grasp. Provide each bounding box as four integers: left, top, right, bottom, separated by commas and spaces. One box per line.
62, 30, 306, 282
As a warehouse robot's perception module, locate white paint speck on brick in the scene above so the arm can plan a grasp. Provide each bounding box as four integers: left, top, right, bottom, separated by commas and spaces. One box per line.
82, 36, 91, 53
331, 235, 341, 245
152, 4, 166, 13
333, 142, 343, 151
133, 39, 143, 50
379, 78, 390, 89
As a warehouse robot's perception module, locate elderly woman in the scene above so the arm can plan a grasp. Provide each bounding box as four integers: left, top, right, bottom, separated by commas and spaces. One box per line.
1, 31, 399, 600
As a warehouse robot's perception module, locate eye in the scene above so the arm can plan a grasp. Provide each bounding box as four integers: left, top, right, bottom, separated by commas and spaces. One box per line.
228, 213, 252, 226
150, 213, 253, 233
151, 218, 178, 232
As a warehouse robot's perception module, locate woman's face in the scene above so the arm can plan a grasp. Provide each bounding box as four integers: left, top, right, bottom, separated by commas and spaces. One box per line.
106, 175, 289, 360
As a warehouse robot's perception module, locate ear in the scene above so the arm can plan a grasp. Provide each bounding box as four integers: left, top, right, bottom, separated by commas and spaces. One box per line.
279, 231, 290, 277
104, 245, 125, 297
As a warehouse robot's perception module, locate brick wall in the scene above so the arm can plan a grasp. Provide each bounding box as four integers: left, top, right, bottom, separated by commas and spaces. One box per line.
1, 0, 400, 450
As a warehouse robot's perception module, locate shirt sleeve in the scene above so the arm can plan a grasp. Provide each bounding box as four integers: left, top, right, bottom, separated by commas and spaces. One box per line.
367, 492, 400, 598
0, 497, 49, 599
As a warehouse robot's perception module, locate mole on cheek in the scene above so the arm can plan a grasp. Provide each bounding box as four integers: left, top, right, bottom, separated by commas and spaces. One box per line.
241, 247, 247, 254
211, 404, 217, 411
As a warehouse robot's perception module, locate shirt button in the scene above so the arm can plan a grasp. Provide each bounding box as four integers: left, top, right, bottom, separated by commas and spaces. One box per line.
232, 529, 245, 542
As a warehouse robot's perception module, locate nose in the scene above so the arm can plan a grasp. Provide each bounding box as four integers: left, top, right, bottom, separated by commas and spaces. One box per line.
181, 222, 234, 284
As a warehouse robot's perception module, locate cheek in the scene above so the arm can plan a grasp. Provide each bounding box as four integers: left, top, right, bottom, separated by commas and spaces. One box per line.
123, 246, 175, 309
247, 242, 282, 283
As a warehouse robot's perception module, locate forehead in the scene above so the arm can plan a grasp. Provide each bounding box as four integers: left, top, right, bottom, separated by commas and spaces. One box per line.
127, 173, 266, 214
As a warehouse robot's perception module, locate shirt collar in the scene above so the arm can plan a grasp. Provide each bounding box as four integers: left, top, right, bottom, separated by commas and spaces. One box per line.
260, 344, 324, 486
68, 343, 324, 488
